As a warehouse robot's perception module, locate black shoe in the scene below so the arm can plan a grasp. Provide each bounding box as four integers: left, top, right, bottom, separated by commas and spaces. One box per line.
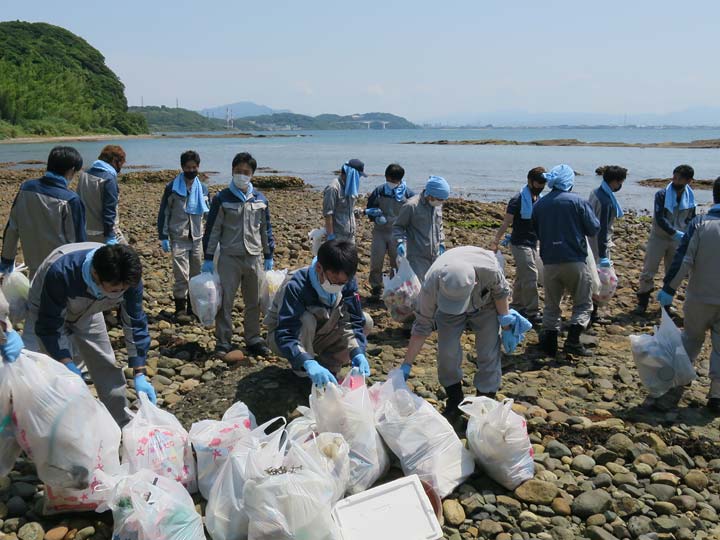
651, 386, 685, 411
186, 294, 195, 316
528, 314, 543, 328
476, 389, 497, 400
247, 342, 272, 358
539, 330, 559, 357
707, 398, 720, 414
173, 298, 191, 324
633, 292, 651, 315
214, 344, 231, 358
564, 324, 593, 357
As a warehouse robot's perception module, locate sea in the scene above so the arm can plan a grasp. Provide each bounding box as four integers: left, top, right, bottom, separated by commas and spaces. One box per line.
2, 126, 720, 211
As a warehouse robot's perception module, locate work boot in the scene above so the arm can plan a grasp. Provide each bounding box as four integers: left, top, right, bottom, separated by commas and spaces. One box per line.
564, 324, 593, 357
633, 292, 651, 315
173, 298, 191, 324
442, 383, 466, 431
369, 286, 383, 303
476, 389, 497, 400
186, 294, 194, 316
247, 342, 272, 358
538, 330, 559, 357
527, 313, 543, 328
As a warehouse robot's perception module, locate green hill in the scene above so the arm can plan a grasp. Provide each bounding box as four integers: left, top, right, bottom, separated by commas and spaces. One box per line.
234, 111, 418, 130
0, 21, 147, 139
129, 105, 226, 132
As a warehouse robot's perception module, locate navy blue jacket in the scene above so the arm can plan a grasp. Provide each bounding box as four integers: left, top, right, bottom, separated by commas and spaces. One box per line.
591, 187, 615, 259
532, 189, 600, 264
506, 193, 537, 248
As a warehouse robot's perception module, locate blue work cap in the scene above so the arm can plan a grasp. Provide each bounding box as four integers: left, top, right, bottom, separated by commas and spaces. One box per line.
543, 164, 575, 192
425, 176, 450, 199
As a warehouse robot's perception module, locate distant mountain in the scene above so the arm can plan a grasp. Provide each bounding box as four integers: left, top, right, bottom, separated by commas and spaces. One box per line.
234, 112, 418, 130
130, 105, 226, 132
199, 101, 290, 119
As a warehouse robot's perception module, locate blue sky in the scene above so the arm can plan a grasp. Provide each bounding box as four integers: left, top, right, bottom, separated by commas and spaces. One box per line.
3, 0, 720, 122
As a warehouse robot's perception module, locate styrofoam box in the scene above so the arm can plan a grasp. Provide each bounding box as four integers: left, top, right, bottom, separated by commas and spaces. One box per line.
332, 474, 443, 540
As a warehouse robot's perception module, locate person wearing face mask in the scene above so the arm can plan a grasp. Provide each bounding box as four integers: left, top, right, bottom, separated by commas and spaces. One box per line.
202, 152, 275, 359
21, 243, 156, 427
0, 146, 86, 280
490, 167, 547, 327
264, 239, 372, 387
77, 145, 127, 246
157, 150, 209, 323
532, 164, 600, 359
634, 164, 696, 315
365, 163, 415, 300
393, 175, 449, 283
323, 158, 367, 243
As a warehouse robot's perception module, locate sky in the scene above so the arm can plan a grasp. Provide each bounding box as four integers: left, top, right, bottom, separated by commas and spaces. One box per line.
3, 0, 720, 123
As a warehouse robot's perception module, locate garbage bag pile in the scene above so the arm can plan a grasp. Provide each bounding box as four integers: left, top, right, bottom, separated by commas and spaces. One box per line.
188, 272, 222, 327
382, 257, 421, 322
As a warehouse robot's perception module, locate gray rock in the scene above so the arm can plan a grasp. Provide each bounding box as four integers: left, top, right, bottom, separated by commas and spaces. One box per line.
571, 455, 596, 475
605, 433, 635, 458
593, 473, 613, 488
547, 440, 573, 459
571, 490, 612, 518
18, 522, 44, 540
586, 526, 620, 540
10, 482, 35, 499
442, 499, 465, 526
646, 483, 676, 501
627, 515, 653, 537
653, 515, 679, 533
5, 496, 27, 518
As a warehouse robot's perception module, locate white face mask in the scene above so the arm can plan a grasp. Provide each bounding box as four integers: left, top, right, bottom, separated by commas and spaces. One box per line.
232, 174, 251, 190
386, 182, 400, 190
428, 199, 443, 207
321, 280, 344, 295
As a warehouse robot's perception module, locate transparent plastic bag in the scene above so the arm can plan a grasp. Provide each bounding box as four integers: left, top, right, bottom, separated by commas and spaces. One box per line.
189, 272, 222, 327
260, 269, 288, 315
309, 369, 389, 494
1, 264, 30, 325
122, 393, 197, 492
189, 401, 256, 499
586, 240, 601, 297
301, 432, 350, 503
0, 366, 21, 476
308, 228, 327, 256
630, 309, 696, 398
594, 266, 618, 304
458, 397, 534, 490
374, 370, 474, 498
286, 406, 317, 445
382, 257, 421, 322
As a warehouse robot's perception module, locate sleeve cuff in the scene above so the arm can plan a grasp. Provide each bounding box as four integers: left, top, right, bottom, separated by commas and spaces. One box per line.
349, 346, 364, 360
204, 254, 214, 261
128, 356, 146, 368
662, 284, 676, 295
290, 351, 315, 371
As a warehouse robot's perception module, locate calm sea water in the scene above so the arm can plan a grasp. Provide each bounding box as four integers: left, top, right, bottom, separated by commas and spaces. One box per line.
2, 127, 720, 211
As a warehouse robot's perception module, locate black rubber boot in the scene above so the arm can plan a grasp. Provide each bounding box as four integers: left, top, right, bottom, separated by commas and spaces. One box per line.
174, 298, 191, 324
186, 294, 194, 316
564, 324, 593, 357
539, 330, 559, 357
442, 383, 466, 431
476, 389, 497, 400
633, 292, 651, 315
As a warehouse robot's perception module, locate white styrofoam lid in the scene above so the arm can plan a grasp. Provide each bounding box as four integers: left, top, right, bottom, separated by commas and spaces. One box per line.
332, 474, 443, 540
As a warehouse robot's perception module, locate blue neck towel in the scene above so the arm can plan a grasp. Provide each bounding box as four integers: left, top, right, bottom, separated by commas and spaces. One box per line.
543, 164, 575, 192
81, 248, 104, 299
44, 171, 69, 187
342, 164, 361, 199
384, 181, 407, 202
519, 185, 537, 219
172, 174, 209, 215
229, 180, 254, 202
309, 256, 337, 306
90, 159, 117, 179
664, 182, 696, 213
600, 181, 624, 219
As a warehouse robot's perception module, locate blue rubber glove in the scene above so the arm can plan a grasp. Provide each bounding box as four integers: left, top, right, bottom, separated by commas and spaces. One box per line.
439, 244, 446, 255
376, 215, 387, 225
657, 290, 674, 307
327, 233, 336, 241
400, 363, 412, 380
65, 361, 82, 376
161, 240, 171, 253
201, 260, 214, 273
501, 329, 521, 354
365, 208, 383, 218
264, 258, 274, 271
673, 231, 685, 242
351, 353, 370, 376
303, 359, 337, 387
134, 374, 157, 404
599, 258, 612, 268
500, 234, 512, 247
105, 236, 118, 246
0, 261, 14, 274
0, 330, 23, 363
397, 242, 406, 258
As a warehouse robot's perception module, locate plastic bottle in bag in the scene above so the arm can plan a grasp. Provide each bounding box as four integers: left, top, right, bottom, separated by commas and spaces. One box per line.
189, 272, 222, 327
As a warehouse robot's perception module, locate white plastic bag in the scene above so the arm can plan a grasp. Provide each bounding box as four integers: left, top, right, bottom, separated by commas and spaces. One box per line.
189, 401, 256, 499
594, 265, 618, 304
122, 393, 197, 492
286, 406, 317, 445
260, 269, 288, 314
0, 366, 21, 476
1, 265, 30, 324
96, 468, 205, 540
310, 370, 389, 494
458, 397, 534, 490
189, 272, 222, 327
374, 370, 474, 498
586, 240, 601, 297
495, 250, 506, 274
301, 432, 351, 503
630, 309, 697, 398
308, 228, 327, 256
382, 257, 421, 322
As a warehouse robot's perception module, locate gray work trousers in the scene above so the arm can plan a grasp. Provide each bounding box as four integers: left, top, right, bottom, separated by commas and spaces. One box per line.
542, 262, 593, 331
510, 245, 540, 317
369, 228, 398, 289
216, 252, 264, 349
23, 309, 130, 427
682, 297, 720, 392
408, 255, 434, 284
171, 238, 202, 300
436, 307, 502, 394
638, 234, 679, 294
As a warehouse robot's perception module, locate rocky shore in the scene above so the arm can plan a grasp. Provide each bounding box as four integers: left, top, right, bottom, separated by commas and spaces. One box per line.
0, 165, 719, 540
405, 138, 720, 149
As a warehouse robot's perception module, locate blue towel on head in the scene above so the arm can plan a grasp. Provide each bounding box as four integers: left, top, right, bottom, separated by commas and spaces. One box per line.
343, 164, 361, 198
384, 180, 407, 202
520, 185, 535, 219
172, 174, 209, 215
600, 180, 624, 219
664, 182, 695, 213
543, 164, 575, 192
229, 179, 254, 202
425, 176, 450, 199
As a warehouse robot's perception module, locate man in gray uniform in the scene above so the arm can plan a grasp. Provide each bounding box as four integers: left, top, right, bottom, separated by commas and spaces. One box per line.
323, 158, 367, 243
658, 177, 720, 413
635, 165, 696, 315
77, 145, 127, 245
157, 150, 209, 321
393, 176, 449, 282
365, 163, 414, 299
400, 246, 531, 423
1, 146, 86, 279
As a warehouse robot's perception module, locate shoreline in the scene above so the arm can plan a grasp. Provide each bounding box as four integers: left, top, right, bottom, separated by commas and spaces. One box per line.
403, 137, 720, 149
0, 132, 307, 145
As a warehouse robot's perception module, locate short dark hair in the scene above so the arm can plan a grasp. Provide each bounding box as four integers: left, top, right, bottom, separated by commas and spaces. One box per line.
714, 177, 720, 204
385, 163, 405, 182
527, 166, 546, 183
46, 146, 83, 176
92, 244, 142, 286
181, 150, 200, 167
673, 164, 694, 180
317, 239, 358, 277
98, 145, 126, 164
603, 165, 628, 183
231, 152, 257, 173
